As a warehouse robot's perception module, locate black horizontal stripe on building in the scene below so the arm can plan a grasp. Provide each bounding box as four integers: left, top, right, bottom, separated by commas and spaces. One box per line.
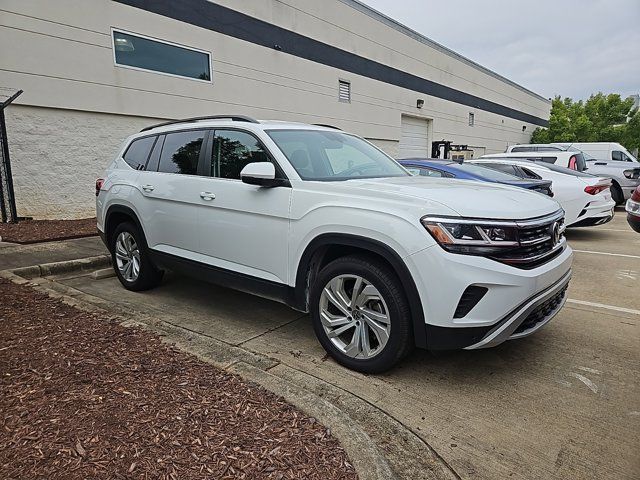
113, 0, 549, 127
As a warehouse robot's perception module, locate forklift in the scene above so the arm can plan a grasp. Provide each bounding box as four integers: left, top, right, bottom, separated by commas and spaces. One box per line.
431, 140, 475, 162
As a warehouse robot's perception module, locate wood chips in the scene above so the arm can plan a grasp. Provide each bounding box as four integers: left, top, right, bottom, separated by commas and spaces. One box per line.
0, 279, 358, 479
0, 218, 97, 244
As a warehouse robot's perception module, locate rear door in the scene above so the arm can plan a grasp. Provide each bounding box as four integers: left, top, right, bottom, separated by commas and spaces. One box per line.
196, 129, 291, 284
135, 129, 211, 256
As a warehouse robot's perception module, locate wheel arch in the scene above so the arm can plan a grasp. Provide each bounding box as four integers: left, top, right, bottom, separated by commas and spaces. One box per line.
104, 204, 146, 251
294, 233, 427, 349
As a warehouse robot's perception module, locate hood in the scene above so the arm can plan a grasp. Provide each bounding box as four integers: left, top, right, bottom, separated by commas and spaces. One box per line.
341, 176, 561, 220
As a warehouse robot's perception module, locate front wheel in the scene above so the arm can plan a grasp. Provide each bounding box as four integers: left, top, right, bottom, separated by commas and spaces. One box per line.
310, 255, 414, 373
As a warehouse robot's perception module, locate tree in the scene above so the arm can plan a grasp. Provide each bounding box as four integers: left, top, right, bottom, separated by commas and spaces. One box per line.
530, 93, 639, 152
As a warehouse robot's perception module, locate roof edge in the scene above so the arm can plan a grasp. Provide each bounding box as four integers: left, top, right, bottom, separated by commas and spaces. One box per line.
340, 0, 551, 104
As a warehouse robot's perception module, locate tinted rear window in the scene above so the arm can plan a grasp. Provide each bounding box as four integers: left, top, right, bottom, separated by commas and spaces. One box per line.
158, 130, 206, 175
511, 146, 534, 152
455, 163, 520, 181
123, 136, 156, 170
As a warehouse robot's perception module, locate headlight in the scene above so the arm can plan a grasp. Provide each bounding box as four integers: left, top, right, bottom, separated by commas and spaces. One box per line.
421, 217, 520, 255
623, 169, 640, 179
626, 198, 640, 215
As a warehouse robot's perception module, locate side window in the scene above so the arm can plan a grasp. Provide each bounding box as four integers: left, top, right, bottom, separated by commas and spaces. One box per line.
158, 130, 206, 175
485, 163, 518, 176
146, 135, 165, 172
534, 156, 556, 164
405, 167, 421, 176
123, 136, 156, 170
537, 146, 561, 152
518, 166, 541, 179
613, 150, 632, 162
418, 168, 444, 177
213, 130, 270, 179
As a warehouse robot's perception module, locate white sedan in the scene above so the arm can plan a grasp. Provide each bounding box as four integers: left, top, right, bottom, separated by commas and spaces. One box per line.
471, 157, 615, 227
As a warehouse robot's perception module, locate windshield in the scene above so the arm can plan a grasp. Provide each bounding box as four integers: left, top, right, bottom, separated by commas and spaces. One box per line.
267, 129, 409, 181
453, 162, 522, 181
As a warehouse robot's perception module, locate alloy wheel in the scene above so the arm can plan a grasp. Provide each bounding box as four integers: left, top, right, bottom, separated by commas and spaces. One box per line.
319, 274, 391, 359
115, 231, 141, 282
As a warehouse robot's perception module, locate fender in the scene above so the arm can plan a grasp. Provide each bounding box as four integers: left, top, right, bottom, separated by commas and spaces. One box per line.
294, 233, 427, 349
103, 204, 146, 249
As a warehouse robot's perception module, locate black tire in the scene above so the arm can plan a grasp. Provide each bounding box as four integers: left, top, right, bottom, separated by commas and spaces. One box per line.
310, 254, 414, 373
110, 221, 163, 291
611, 182, 624, 205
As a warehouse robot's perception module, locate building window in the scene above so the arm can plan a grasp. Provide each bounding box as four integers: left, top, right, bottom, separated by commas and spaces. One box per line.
112, 30, 211, 82
338, 80, 351, 103
468, 112, 475, 126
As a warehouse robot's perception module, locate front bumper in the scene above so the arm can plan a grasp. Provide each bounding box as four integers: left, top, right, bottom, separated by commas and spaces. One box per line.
406, 240, 573, 350
465, 270, 570, 349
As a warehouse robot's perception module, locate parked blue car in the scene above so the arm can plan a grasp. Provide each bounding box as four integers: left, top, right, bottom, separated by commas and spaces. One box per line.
399, 159, 554, 196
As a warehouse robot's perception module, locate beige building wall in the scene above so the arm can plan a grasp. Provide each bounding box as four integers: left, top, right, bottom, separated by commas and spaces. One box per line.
0, 0, 550, 219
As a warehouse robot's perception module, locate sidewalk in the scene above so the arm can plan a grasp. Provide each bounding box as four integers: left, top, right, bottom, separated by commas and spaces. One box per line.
0, 236, 107, 271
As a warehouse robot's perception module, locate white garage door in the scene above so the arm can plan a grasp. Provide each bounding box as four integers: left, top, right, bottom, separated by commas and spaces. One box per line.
399, 115, 430, 159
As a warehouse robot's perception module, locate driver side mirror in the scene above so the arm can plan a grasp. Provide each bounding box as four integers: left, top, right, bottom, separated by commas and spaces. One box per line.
240, 162, 288, 187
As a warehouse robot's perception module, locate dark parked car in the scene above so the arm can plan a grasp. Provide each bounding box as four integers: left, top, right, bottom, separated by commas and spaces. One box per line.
399, 159, 554, 196
626, 186, 640, 233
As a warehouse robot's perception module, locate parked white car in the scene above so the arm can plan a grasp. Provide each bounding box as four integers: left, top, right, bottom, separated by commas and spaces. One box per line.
472, 156, 615, 227
96, 116, 572, 373
502, 145, 640, 203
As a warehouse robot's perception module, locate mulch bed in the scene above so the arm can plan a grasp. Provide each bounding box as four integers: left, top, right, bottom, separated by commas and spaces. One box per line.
0, 278, 357, 480
0, 218, 97, 244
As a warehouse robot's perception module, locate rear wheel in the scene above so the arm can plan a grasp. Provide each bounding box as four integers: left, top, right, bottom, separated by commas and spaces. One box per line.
611, 182, 624, 205
310, 255, 413, 373
110, 222, 163, 291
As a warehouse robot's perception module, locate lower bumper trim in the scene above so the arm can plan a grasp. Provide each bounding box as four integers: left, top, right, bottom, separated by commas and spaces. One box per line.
465, 269, 572, 349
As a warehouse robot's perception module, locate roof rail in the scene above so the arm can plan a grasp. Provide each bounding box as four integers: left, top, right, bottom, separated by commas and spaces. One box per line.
140, 115, 259, 132
313, 123, 342, 130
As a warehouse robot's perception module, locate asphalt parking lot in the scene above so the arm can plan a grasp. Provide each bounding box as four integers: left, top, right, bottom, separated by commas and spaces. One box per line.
42, 209, 639, 479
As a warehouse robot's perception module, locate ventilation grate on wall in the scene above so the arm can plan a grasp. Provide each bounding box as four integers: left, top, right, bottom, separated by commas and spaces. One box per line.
338, 80, 351, 103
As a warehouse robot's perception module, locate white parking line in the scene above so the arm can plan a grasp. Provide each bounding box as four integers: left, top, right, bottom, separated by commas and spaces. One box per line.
567, 299, 640, 316
595, 228, 635, 233
572, 249, 640, 260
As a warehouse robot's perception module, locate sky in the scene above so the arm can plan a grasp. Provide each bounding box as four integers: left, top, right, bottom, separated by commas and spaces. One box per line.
358, 0, 640, 101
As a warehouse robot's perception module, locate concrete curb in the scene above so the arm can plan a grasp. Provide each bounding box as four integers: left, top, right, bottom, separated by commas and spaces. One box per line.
3, 258, 458, 480
8, 254, 111, 278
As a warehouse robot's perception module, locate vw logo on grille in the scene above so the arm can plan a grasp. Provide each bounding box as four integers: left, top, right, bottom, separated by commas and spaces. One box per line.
550, 222, 561, 247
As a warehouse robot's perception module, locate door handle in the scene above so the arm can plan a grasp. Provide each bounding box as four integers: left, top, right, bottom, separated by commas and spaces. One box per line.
200, 192, 216, 201
142, 184, 155, 192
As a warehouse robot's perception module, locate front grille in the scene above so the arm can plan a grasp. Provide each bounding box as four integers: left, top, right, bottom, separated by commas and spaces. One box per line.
490, 214, 565, 269
513, 286, 567, 335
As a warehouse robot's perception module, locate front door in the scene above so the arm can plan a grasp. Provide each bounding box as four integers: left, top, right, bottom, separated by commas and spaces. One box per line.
196, 129, 291, 284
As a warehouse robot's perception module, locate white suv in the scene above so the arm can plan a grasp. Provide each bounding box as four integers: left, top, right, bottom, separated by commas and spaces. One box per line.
96, 116, 573, 373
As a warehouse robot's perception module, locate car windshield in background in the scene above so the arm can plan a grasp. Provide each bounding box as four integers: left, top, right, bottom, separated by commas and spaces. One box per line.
267, 129, 409, 181
454, 162, 522, 181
